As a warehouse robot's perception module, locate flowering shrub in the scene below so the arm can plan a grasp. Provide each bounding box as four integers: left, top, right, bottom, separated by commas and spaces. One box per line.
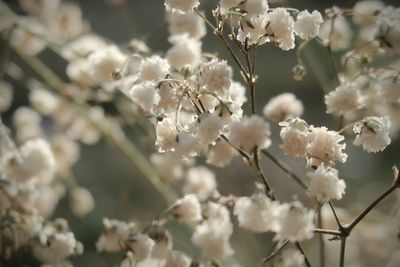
0, 0, 400, 266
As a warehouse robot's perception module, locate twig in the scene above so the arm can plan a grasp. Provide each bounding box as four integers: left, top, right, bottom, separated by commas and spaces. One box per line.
339, 237, 346, 267
262, 240, 289, 263
295, 242, 311, 267
261, 150, 307, 189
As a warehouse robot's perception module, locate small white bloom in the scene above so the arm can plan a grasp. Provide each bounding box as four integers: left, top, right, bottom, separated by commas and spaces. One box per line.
96, 218, 136, 252
237, 15, 270, 46
276, 201, 314, 242
155, 118, 178, 153
139, 55, 170, 81
240, 0, 269, 17
171, 194, 202, 224
0, 81, 13, 112
149, 231, 172, 260
150, 152, 183, 183
61, 34, 108, 60
184, 166, 217, 201
325, 82, 364, 115
279, 118, 309, 158
175, 132, 201, 158
219, 0, 242, 14
164, 251, 191, 267
353, 1, 385, 26
375, 6, 400, 54
206, 139, 237, 167
294, 10, 323, 40
199, 59, 232, 97
307, 165, 346, 202
267, 8, 295, 51
319, 16, 352, 51
156, 82, 180, 113
192, 216, 233, 259
307, 126, 347, 167
275, 249, 305, 267
196, 113, 224, 144
167, 34, 201, 70
234, 194, 287, 233
263, 93, 304, 123
167, 12, 206, 40
88, 45, 125, 83
165, 0, 200, 13
19, 139, 56, 183
29, 88, 59, 115
353, 116, 391, 152
129, 81, 160, 112
229, 115, 271, 152
125, 234, 155, 262
70, 187, 95, 217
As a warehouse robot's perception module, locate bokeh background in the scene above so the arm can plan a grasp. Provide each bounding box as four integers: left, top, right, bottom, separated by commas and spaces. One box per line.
1, 0, 400, 266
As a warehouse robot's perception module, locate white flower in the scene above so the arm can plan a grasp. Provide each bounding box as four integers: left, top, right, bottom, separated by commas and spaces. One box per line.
325, 82, 364, 115
165, 0, 200, 13
192, 206, 233, 260
164, 251, 191, 267
234, 194, 287, 233
96, 218, 136, 252
0, 81, 13, 112
228, 115, 271, 152
196, 113, 224, 144
307, 126, 347, 167
375, 6, 400, 54
66, 59, 95, 87
34, 222, 81, 264
237, 15, 270, 46
11, 28, 45, 56
184, 167, 217, 201
129, 81, 160, 112
61, 34, 107, 60
175, 132, 201, 158
219, 0, 242, 14
240, 0, 269, 17
199, 59, 232, 97
279, 118, 309, 158
167, 34, 201, 70
307, 165, 346, 202
125, 234, 155, 262
206, 139, 237, 167
275, 249, 305, 267
149, 231, 172, 260
167, 12, 206, 40
50, 2, 85, 39
88, 45, 125, 83
155, 118, 178, 152
150, 152, 183, 183
294, 10, 323, 40
319, 16, 352, 51
276, 201, 314, 242
19, 139, 56, 183
70, 187, 95, 217
171, 194, 202, 224
353, 1, 385, 26
139, 55, 170, 81
51, 136, 80, 173
29, 88, 59, 115
267, 8, 295, 51
156, 82, 180, 113
353, 116, 391, 152
263, 93, 304, 123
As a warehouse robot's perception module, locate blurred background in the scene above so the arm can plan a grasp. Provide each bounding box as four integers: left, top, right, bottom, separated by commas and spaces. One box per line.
1, 0, 400, 266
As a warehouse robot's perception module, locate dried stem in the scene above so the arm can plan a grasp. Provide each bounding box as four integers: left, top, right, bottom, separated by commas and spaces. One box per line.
261, 150, 307, 189
339, 237, 346, 267
317, 206, 326, 267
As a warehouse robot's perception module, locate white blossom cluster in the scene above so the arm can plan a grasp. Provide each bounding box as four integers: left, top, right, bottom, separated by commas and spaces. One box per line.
1, 0, 400, 266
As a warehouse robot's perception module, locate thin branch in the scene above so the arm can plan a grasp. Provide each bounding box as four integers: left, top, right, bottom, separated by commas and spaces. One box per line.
262, 240, 289, 263
344, 184, 398, 233
339, 237, 346, 267
328, 201, 343, 229
295, 242, 312, 267
313, 228, 341, 236
318, 206, 326, 267
261, 150, 307, 189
